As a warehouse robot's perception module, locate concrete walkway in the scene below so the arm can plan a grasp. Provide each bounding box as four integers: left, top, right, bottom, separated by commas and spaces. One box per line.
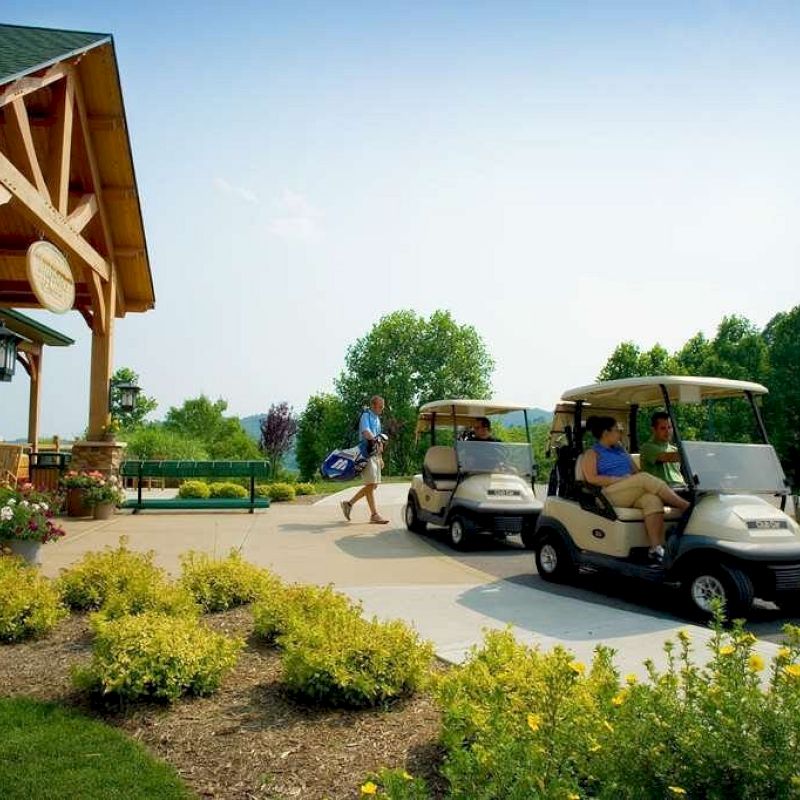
40, 482, 780, 676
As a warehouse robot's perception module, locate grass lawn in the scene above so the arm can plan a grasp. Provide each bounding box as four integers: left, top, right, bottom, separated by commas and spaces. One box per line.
0, 697, 193, 800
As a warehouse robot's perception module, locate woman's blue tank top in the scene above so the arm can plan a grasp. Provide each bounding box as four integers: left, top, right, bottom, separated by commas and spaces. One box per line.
592, 443, 632, 477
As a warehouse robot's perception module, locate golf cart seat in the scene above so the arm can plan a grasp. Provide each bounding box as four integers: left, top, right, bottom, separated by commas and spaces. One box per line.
574, 454, 682, 521
423, 446, 458, 491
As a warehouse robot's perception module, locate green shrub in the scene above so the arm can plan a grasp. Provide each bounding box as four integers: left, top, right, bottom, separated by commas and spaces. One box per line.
57, 540, 167, 612
73, 612, 242, 703
255, 484, 271, 498
252, 583, 356, 644
0, 556, 66, 642
265, 482, 296, 502
179, 550, 274, 612
177, 480, 210, 499
280, 605, 434, 707
207, 482, 248, 499
360, 768, 430, 799
294, 482, 316, 496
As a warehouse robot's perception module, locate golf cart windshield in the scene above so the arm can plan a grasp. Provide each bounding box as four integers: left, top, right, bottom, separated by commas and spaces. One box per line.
682, 442, 788, 494
456, 441, 534, 478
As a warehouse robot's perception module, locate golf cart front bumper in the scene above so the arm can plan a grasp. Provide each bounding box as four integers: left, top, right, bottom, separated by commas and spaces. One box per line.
455, 501, 542, 535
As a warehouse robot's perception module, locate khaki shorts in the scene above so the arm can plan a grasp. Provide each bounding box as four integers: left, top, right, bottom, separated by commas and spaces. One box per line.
602, 472, 668, 517
361, 455, 382, 485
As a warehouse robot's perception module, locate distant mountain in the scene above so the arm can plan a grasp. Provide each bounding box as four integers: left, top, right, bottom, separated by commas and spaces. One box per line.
500, 408, 553, 428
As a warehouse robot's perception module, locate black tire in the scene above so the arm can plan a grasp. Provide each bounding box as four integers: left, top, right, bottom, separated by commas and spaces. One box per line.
404, 495, 427, 534
680, 563, 754, 620
775, 595, 800, 617
534, 531, 576, 583
521, 522, 537, 551
448, 515, 471, 550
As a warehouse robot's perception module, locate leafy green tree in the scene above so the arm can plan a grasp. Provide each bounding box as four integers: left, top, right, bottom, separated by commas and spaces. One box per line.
111, 367, 157, 429
296, 394, 350, 481
164, 396, 260, 460
335, 310, 494, 474
123, 425, 209, 460
762, 306, 800, 486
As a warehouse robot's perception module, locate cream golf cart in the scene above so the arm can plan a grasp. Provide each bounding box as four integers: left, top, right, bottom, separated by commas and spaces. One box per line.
405, 400, 543, 550
533, 376, 800, 619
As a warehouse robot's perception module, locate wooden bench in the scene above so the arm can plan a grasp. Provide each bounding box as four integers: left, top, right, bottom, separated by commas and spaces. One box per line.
120, 460, 271, 513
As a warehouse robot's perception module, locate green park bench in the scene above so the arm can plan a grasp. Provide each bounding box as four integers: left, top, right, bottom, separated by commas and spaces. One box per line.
120, 460, 271, 513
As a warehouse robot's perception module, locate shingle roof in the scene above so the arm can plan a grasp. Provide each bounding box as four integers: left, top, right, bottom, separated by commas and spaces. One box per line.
0, 23, 110, 85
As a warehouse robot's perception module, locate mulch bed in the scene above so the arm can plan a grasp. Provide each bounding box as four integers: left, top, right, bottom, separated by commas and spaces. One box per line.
0, 608, 446, 799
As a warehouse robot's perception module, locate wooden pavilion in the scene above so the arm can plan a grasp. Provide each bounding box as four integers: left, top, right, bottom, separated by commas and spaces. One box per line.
0, 24, 154, 466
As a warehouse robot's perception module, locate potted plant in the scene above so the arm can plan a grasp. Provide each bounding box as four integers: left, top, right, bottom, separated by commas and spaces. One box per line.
101, 418, 122, 443
85, 474, 125, 520
0, 484, 66, 564
61, 470, 97, 517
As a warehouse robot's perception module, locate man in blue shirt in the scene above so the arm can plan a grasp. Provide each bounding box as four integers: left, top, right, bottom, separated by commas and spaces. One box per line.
341, 395, 389, 524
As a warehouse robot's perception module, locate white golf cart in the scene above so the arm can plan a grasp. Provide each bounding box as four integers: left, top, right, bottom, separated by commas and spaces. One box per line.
405, 400, 543, 550
533, 376, 800, 619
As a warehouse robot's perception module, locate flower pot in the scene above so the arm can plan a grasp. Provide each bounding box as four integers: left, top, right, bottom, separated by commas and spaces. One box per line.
3, 538, 42, 565
66, 487, 91, 518
93, 502, 115, 520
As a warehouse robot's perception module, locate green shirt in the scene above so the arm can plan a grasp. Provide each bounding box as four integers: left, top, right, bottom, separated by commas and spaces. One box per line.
640, 439, 684, 486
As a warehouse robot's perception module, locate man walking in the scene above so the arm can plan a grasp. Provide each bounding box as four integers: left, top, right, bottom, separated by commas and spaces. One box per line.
340, 396, 389, 524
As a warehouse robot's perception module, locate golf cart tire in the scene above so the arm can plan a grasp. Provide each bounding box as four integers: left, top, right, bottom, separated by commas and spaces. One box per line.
534, 531, 576, 583
681, 562, 755, 621
448, 515, 472, 551
775, 595, 800, 618
404, 495, 427, 534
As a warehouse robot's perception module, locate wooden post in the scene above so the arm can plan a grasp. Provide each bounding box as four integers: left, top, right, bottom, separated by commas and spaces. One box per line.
87, 271, 116, 439
27, 349, 41, 452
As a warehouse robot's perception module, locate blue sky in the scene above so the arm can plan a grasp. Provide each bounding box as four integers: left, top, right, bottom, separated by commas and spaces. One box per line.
2, 1, 799, 438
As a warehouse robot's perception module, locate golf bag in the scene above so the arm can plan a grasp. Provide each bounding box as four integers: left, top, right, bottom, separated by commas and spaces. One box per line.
320, 446, 367, 481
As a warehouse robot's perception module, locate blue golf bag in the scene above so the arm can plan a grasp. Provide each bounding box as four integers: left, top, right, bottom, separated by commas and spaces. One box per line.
320, 446, 367, 480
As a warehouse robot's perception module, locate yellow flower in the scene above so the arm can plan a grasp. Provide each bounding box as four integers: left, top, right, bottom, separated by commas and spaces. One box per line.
784, 664, 800, 679
611, 691, 627, 707
527, 713, 541, 732
602, 720, 614, 733
791, 775, 800, 787
625, 673, 638, 686
677, 629, 691, 644
401, 772, 413, 781
361, 782, 378, 796
748, 654, 765, 672
569, 661, 586, 676
668, 787, 687, 796
568, 794, 581, 800
719, 644, 736, 656
588, 737, 602, 753
778, 647, 791, 661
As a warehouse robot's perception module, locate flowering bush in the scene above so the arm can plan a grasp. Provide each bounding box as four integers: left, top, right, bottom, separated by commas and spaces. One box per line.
0, 484, 65, 544
60, 470, 103, 490
435, 611, 800, 800
177, 480, 210, 499
84, 474, 126, 507
360, 768, 429, 799
208, 482, 248, 499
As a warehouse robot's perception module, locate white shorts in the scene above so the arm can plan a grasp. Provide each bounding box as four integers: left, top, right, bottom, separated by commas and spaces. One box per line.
362, 455, 382, 485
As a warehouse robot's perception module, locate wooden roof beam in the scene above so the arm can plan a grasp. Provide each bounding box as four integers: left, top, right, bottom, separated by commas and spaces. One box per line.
5, 97, 51, 200
0, 150, 110, 281
66, 193, 97, 233
46, 74, 75, 215
0, 63, 69, 108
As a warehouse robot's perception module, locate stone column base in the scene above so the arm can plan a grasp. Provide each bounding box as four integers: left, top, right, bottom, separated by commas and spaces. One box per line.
69, 441, 128, 477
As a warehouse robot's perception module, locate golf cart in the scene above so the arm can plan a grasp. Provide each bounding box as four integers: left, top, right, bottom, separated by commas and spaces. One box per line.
405, 400, 543, 550
533, 376, 800, 619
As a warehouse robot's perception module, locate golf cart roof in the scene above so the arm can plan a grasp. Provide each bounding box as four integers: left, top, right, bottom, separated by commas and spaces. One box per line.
560, 376, 768, 410
417, 399, 533, 432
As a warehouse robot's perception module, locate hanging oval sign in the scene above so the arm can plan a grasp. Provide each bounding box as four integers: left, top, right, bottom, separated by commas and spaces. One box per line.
26, 241, 75, 313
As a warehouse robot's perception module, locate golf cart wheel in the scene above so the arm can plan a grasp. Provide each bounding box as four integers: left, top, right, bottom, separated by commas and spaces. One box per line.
682, 563, 754, 620
534, 532, 576, 583
404, 496, 427, 534
448, 516, 471, 550
775, 595, 800, 617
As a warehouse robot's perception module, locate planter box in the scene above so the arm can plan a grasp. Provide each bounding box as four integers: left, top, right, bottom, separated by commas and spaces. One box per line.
66, 488, 91, 518
2, 538, 42, 565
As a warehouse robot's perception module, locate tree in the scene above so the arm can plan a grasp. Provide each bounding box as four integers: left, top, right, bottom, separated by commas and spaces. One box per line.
110, 367, 157, 429
295, 393, 350, 481
335, 310, 494, 474
260, 402, 298, 479
164, 395, 260, 461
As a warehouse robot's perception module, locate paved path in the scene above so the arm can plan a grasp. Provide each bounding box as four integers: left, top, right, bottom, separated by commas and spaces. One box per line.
40, 482, 786, 676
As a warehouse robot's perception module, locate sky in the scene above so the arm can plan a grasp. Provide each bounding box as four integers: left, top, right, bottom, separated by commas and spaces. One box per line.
2, 1, 799, 439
